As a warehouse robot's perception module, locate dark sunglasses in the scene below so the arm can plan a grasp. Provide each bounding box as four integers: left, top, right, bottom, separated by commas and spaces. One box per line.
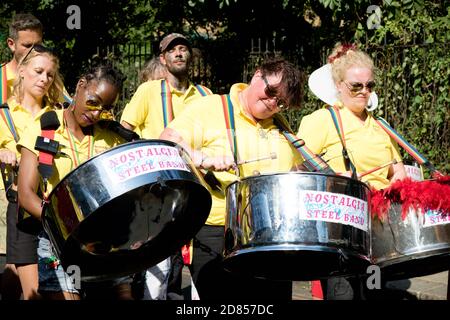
344, 80, 376, 94
84, 90, 116, 120
261, 74, 287, 110
20, 44, 54, 65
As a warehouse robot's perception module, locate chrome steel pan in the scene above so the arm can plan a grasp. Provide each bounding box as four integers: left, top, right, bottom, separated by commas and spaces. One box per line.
371, 203, 450, 280
43, 139, 211, 281
224, 172, 371, 281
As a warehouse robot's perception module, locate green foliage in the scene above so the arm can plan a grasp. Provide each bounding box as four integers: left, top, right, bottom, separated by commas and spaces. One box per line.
0, 0, 447, 175
362, 0, 450, 175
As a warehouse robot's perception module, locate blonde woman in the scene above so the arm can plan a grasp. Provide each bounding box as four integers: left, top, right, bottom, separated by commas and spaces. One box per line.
1, 44, 63, 299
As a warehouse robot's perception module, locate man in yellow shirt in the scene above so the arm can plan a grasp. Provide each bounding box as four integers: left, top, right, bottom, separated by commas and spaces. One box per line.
1, 13, 43, 105
120, 33, 212, 137
160, 57, 304, 300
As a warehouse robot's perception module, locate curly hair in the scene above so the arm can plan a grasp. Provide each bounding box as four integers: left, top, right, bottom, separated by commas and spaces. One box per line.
328, 43, 374, 84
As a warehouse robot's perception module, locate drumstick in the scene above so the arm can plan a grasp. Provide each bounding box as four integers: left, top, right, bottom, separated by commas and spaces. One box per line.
359, 159, 398, 178
237, 152, 277, 165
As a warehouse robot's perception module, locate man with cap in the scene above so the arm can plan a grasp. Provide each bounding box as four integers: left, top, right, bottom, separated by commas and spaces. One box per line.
121, 33, 212, 138
120, 33, 212, 300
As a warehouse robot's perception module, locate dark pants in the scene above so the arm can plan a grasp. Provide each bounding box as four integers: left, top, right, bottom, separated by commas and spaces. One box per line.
6, 198, 38, 264
189, 225, 292, 301
166, 250, 184, 300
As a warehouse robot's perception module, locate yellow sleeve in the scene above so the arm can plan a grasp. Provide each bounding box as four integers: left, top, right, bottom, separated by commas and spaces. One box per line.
120, 81, 153, 128
168, 99, 204, 149
167, 96, 219, 150
16, 119, 41, 157
297, 109, 330, 155
0, 121, 16, 152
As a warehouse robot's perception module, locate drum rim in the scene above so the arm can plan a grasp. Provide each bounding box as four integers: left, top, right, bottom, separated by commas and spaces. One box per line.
47, 138, 185, 198
226, 171, 371, 192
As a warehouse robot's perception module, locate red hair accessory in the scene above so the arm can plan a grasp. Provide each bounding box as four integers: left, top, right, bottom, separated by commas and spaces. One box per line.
328, 43, 358, 64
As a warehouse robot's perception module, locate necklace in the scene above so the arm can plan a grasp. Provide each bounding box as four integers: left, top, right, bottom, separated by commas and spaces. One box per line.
63, 112, 94, 168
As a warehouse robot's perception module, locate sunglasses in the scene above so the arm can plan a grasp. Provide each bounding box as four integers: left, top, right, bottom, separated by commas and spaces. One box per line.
20, 44, 53, 65
261, 74, 288, 110
344, 81, 376, 94
84, 91, 116, 120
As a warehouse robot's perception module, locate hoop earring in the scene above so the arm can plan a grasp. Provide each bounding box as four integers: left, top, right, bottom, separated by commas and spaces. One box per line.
366, 92, 378, 112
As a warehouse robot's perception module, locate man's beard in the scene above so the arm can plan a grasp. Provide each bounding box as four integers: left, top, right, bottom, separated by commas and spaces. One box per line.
168, 65, 189, 77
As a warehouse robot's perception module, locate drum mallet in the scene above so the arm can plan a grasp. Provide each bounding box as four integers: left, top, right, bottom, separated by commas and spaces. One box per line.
237, 152, 277, 165
359, 159, 398, 178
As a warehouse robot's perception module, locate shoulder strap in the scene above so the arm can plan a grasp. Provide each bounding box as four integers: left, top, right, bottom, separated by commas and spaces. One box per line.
374, 117, 442, 178
273, 114, 335, 174
326, 106, 357, 178
0, 103, 19, 142
220, 94, 239, 165
1, 64, 8, 104
160, 79, 174, 128
194, 84, 212, 97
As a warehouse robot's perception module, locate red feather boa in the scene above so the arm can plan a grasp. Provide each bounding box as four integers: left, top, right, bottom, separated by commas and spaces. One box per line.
370, 176, 450, 220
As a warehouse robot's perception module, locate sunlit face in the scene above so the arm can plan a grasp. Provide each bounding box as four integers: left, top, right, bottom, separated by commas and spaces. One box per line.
8, 29, 42, 64
246, 70, 285, 121
19, 54, 57, 101
160, 44, 191, 77
74, 80, 119, 127
336, 66, 374, 114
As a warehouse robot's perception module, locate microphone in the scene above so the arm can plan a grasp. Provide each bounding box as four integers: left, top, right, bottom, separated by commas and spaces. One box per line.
35, 111, 61, 155
41, 111, 60, 130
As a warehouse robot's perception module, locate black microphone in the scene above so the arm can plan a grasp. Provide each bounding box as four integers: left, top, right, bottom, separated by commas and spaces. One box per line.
35, 111, 61, 155
40, 111, 60, 130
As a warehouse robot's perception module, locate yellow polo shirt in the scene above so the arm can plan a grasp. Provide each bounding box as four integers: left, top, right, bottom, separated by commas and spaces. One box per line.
297, 106, 402, 190
167, 83, 303, 226
0, 98, 53, 189
17, 109, 125, 196
0, 98, 53, 155
120, 79, 213, 139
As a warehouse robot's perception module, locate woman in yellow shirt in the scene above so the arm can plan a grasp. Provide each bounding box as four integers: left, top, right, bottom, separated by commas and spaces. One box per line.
17, 64, 127, 300
0, 44, 63, 300
298, 43, 407, 299
160, 57, 304, 300
298, 43, 406, 189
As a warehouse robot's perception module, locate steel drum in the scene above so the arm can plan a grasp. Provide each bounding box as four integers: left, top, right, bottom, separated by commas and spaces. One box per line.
224, 172, 372, 281
42, 139, 211, 281
371, 196, 450, 280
